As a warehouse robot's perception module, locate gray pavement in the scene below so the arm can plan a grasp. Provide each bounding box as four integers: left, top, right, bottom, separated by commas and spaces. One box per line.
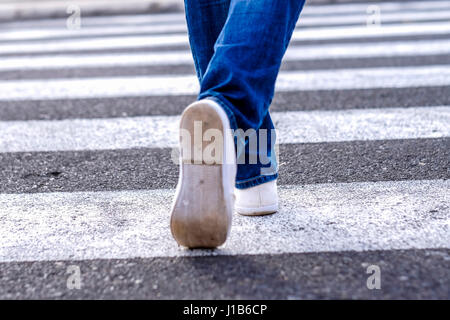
1, 249, 449, 299
1, 87, 450, 120
0, 138, 448, 193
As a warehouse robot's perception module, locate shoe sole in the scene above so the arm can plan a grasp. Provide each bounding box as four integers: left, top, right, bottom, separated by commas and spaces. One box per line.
170, 100, 236, 248
235, 204, 278, 216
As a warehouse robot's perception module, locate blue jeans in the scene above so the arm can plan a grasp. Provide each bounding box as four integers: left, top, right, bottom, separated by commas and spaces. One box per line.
184, 0, 305, 189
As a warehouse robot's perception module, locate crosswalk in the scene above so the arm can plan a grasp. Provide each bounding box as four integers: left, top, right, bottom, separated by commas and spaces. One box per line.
2, 21, 450, 55
2, 66, 450, 100
3, 38, 450, 71
0, 0, 449, 298
4, 11, 450, 42
1, 106, 449, 152
1, 180, 448, 262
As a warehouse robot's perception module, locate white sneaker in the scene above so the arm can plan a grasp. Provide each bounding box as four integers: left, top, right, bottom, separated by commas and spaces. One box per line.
170, 99, 237, 248
235, 180, 278, 216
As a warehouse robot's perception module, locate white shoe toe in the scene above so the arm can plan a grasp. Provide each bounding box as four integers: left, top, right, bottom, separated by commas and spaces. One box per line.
235, 180, 278, 216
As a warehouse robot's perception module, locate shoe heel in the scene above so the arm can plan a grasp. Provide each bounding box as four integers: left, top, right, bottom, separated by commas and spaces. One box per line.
170, 100, 235, 248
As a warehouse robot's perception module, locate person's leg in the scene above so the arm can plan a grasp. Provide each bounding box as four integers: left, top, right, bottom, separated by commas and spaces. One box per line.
171, 0, 235, 248
184, 0, 231, 82
198, 0, 306, 189
171, 0, 306, 247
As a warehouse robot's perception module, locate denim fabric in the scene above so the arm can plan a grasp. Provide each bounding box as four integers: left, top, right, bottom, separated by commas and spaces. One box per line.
184, 0, 305, 189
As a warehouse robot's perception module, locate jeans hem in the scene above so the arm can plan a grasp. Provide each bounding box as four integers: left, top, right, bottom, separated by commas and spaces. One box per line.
235, 173, 278, 189
198, 93, 278, 190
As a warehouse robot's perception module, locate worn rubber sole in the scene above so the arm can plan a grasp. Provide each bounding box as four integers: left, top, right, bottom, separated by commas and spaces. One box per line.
235, 204, 278, 216
170, 100, 236, 249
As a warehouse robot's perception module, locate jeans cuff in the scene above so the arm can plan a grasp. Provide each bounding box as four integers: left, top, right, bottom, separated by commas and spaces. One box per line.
235, 173, 278, 189
198, 93, 278, 190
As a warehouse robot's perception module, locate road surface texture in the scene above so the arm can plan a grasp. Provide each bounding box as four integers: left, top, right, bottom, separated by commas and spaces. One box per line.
0, 0, 449, 299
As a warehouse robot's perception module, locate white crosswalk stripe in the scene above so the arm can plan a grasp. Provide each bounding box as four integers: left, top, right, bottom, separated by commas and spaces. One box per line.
1, 21, 450, 54
1, 65, 449, 100
0, 180, 448, 263
0, 0, 449, 273
1, 39, 449, 71
1, 106, 448, 153
300, 0, 450, 15
2, 10, 450, 41
3, 0, 450, 30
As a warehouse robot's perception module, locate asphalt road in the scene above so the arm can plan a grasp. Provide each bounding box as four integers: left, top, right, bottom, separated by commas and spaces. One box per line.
0, 0, 449, 299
